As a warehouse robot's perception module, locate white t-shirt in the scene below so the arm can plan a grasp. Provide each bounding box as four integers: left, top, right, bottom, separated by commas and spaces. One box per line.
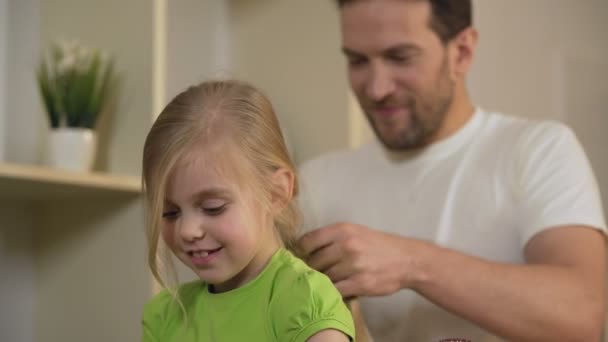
298, 108, 606, 341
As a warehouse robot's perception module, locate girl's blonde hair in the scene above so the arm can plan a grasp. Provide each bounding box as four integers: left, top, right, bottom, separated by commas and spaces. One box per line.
142, 80, 299, 289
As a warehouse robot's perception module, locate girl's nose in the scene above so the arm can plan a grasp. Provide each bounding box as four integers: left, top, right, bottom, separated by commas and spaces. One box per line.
178, 215, 205, 242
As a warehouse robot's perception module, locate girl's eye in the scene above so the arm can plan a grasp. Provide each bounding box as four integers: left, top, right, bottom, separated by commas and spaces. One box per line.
162, 210, 180, 220
203, 204, 226, 216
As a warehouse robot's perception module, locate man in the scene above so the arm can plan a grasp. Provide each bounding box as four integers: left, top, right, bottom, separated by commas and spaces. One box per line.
298, 0, 607, 341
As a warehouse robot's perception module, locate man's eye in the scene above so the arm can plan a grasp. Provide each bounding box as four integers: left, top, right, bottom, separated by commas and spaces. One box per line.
347, 56, 367, 67
389, 54, 412, 64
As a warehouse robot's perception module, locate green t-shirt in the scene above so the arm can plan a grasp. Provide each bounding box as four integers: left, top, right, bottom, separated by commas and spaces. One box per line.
142, 249, 355, 342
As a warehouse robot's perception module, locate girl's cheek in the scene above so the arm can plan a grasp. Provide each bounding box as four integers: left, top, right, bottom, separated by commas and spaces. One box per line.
161, 224, 176, 247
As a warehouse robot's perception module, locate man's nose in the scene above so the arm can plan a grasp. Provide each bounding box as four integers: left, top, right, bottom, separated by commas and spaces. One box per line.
365, 62, 396, 101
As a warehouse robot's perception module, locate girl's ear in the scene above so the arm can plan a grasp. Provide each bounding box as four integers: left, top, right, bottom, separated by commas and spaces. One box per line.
271, 168, 295, 212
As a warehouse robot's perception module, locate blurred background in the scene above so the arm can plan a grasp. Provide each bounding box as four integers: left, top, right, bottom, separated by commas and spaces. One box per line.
0, 0, 606, 341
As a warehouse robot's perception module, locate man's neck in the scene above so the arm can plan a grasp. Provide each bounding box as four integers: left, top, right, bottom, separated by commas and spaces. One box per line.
428, 86, 475, 145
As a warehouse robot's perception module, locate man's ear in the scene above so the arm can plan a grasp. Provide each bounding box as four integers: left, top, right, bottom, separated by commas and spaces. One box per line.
449, 26, 478, 79
271, 168, 295, 212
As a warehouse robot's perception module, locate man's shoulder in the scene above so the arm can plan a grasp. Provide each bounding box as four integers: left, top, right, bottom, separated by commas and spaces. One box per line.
481, 110, 575, 146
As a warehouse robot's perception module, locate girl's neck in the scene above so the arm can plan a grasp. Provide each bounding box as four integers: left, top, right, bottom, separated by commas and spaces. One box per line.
210, 241, 281, 293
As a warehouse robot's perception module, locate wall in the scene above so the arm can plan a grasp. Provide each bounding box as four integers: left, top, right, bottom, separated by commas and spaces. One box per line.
34, 199, 146, 342
0, 202, 35, 342
0, 1, 39, 341
165, 0, 232, 102
229, 0, 351, 164
470, 0, 607, 118
0, 0, 6, 161
5, 0, 43, 165
469, 0, 608, 216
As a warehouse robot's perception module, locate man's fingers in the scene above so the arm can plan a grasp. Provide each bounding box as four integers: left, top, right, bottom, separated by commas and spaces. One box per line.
298, 229, 328, 257
298, 224, 342, 256
324, 260, 353, 283
335, 277, 360, 298
306, 242, 342, 272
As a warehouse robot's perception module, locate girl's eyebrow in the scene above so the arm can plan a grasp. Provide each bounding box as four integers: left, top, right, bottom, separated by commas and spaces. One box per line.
164, 187, 233, 205
190, 187, 232, 202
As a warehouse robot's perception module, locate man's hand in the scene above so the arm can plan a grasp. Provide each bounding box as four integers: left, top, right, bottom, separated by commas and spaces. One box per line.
298, 222, 427, 298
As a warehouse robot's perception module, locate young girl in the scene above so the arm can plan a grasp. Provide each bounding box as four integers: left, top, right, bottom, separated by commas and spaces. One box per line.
141, 80, 355, 341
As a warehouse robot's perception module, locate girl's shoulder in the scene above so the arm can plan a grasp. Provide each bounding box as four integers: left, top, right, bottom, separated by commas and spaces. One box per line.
271, 250, 336, 296
143, 281, 204, 320
268, 250, 355, 341
142, 282, 206, 341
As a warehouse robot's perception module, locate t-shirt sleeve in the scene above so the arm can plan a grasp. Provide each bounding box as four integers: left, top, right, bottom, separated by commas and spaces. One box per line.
269, 269, 355, 342
515, 121, 607, 245
141, 290, 172, 342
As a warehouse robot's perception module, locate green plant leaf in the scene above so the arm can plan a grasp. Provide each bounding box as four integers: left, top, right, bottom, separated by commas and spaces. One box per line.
36, 61, 60, 128
36, 41, 117, 129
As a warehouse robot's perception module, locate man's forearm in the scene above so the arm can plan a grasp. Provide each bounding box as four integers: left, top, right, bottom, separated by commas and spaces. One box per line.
405, 241, 604, 341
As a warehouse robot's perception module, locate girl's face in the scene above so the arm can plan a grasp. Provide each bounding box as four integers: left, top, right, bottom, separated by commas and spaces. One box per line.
161, 145, 280, 292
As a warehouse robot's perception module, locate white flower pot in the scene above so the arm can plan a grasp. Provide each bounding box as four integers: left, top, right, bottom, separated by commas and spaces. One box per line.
46, 128, 97, 172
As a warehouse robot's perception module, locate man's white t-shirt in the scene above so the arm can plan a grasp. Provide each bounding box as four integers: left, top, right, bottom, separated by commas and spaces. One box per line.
298, 108, 606, 341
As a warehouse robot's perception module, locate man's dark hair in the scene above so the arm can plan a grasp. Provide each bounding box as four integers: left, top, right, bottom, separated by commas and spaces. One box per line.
336, 0, 472, 43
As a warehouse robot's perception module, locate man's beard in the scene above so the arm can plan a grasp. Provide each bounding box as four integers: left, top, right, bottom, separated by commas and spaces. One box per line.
364, 59, 454, 151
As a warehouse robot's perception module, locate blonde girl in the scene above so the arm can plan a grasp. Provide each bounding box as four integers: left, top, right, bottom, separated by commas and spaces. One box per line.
141, 80, 355, 341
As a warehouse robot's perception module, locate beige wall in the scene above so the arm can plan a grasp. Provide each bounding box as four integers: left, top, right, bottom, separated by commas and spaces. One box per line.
0, 0, 6, 161
35, 199, 146, 342
5, 0, 43, 165
470, 0, 607, 119
165, 0, 232, 102
229, 0, 351, 164
469, 0, 608, 216
0, 202, 35, 342
1, 1, 39, 341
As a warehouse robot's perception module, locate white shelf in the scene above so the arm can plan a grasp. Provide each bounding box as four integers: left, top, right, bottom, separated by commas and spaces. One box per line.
0, 162, 141, 200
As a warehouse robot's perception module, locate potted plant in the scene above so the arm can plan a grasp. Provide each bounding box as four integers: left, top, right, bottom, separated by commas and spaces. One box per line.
36, 39, 115, 171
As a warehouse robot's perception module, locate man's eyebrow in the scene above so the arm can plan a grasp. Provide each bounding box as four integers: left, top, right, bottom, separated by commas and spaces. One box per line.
342, 47, 363, 57
342, 43, 422, 57
383, 43, 422, 54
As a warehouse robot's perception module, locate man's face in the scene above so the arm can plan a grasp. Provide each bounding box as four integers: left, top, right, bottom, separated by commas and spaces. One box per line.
341, 0, 455, 150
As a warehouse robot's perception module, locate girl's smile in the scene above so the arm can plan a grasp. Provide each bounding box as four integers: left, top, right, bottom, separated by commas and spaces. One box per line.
188, 246, 224, 266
